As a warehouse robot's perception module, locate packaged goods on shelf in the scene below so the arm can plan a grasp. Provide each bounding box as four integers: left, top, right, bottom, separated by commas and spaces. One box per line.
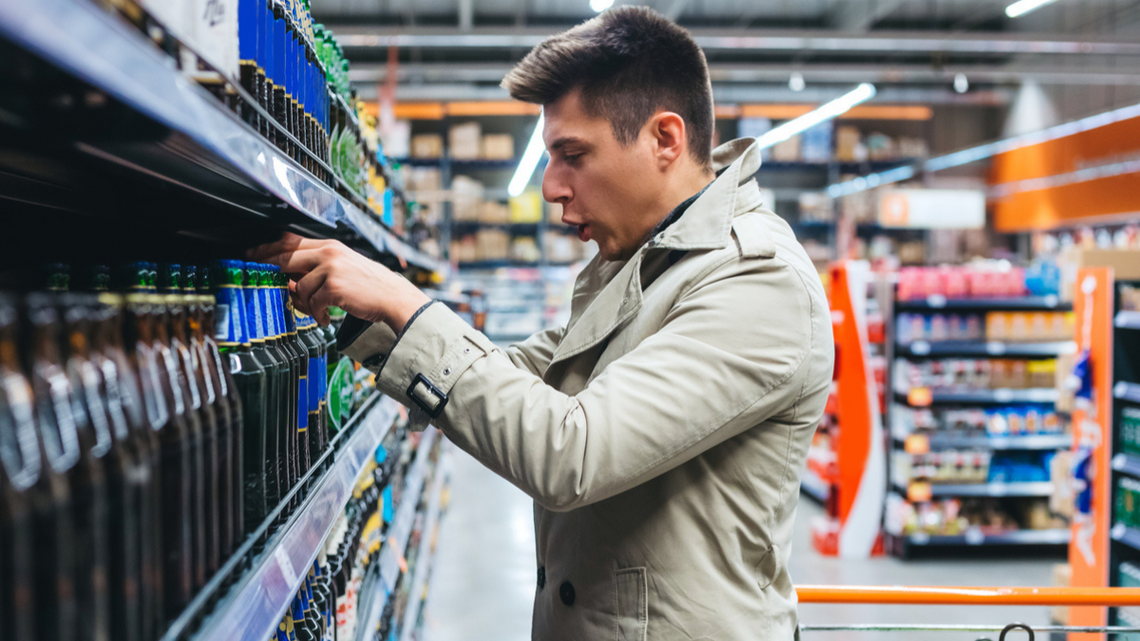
1120, 562, 1140, 589
481, 134, 515, 160
835, 126, 863, 162
897, 265, 1029, 301
886, 495, 1060, 537
1116, 476, 1140, 529
448, 122, 482, 160
988, 452, 1056, 483
895, 311, 1073, 344
895, 358, 1058, 391
801, 122, 833, 162
1121, 407, 1140, 457
451, 175, 485, 221
509, 190, 544, 223
895, 450, 992, 484
411, 134, 444, 159
799, 192, 834, 223
770, 134, 801, 162
510, 237, 541, 263
893, 406, 1066, 439
865, 133, 894, 160
475, 230, 511, 261
403, 166, 443, 193
451, 235, 478, 263
544, 234, 587, 265
478, 201, 512, 224
1121, 284, 1140, 312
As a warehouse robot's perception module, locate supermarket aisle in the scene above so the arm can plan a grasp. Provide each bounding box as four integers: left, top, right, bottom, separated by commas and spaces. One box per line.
422, 449, 536, 641
422, 451, 1058, 641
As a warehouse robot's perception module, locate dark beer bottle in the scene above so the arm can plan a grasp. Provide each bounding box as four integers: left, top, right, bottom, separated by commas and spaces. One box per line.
263, 264, 302, 496
294, 304, 325, 466
253, 263, 298, 506
92, 291, 160, 641
243, 263, 286, 517
271, 265, 311, 476
0, 294, 39, 641
136, 293, 195, 619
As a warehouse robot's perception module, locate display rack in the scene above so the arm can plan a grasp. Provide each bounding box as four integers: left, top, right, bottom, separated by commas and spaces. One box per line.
885, 286, 1076, 557
356, 427, 440, 641
398, 447, 451, 641
0, 0, 445, 275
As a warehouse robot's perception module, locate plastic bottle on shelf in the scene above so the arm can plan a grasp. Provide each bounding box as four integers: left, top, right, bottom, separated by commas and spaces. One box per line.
24, 293, 111, 641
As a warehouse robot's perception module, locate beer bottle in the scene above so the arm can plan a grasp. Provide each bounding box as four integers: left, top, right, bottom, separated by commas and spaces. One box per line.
92, 291, 161, 641
192, 287, 242, 561
253, 263, 298, 505
137, 293, 195, 619
271, 265, 311, 476
294, 306, 325, 466
62, 293, 138, 641
243, 263, 286, 519
120, 291, 170, 637
0, 294, 39, 641
265, 264, 303, 494
211, 262, 266, 538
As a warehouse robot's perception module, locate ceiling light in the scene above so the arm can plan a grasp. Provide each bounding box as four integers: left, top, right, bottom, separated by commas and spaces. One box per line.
590, 0, 614, 12
954, 73, 969, 93
789, 72, 805, 92
509, 113, 546, 198
756, 83, 876, 150
1006, 0, 1060, 18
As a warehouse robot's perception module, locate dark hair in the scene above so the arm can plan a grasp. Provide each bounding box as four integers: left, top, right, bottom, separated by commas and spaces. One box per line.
502, 6, 714, 169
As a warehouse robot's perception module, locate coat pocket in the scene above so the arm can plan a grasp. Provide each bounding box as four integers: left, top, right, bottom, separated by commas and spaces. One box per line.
614, 567, 648, 641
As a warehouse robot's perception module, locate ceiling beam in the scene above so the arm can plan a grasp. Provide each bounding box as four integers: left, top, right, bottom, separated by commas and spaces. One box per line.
328, 25, 1140, 55
828, 0, 909, 32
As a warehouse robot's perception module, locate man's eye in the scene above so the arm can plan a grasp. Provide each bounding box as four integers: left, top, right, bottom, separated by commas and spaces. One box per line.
564, 153, 582, 164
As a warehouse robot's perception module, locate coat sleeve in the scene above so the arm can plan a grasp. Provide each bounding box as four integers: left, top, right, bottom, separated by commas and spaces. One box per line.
503, 326, 566, 376
350, 256, 831, 512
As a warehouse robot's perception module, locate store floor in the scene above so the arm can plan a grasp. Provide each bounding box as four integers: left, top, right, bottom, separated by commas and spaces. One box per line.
422, 449, 1058, 641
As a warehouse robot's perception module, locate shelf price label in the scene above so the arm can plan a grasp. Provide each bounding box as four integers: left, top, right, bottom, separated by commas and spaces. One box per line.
904, 434, 930, 455
907, 387, 933, 407
907, 481, 933, 503
964, 527, 985, 545
985, 341, 1007, 355
909, 341, 931, 356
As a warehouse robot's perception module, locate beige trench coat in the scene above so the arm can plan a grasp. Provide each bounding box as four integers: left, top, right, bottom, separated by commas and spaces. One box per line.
340, 137, 834, 640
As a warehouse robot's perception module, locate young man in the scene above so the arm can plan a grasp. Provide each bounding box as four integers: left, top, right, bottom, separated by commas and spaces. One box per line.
252, 7, 832, 639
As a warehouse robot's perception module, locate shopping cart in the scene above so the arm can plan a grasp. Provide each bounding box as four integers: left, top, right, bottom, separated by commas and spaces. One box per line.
797, 585, 1140, 639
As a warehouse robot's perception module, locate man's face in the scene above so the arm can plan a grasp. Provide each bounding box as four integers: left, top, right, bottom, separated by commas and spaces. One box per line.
541, 89, 664, 262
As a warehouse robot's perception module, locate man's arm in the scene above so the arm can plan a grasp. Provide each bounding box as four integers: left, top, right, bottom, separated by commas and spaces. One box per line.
503, 325, 566, 376
352, 256, 831, 512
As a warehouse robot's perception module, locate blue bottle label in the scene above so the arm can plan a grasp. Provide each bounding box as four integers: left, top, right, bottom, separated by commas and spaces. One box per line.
246, 282, 266, 341
214, 286, 250, 346
307, 356, 320, 413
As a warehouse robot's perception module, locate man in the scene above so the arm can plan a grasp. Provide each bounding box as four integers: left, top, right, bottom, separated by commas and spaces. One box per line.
252, 6, 833, 639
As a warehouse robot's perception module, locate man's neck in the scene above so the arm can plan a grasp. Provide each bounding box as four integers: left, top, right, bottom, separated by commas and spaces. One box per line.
643, 169, 716, 240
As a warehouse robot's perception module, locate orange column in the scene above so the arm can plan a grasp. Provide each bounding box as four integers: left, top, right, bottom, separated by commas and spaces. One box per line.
1070, 267, 1115, 640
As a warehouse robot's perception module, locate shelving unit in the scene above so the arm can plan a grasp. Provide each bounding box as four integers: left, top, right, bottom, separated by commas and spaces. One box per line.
885, 289, 1074, 557
0, 0, 445, 276
398, 447, 451, 641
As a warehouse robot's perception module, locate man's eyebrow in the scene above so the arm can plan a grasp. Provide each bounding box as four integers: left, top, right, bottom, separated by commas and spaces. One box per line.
549, 136, 587, 151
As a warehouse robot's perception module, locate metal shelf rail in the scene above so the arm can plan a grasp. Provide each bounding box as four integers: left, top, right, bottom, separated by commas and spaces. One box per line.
355, 427, 440, 641
0, 0, 444, 275
398, 447, 451, 641
177, 395, 400, 641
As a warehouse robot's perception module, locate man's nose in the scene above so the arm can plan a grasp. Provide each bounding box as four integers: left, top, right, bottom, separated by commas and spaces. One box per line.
542, 164, 570, 205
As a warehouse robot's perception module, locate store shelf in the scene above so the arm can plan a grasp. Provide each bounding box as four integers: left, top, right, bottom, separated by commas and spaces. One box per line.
896, 340, 1076, 358
452, 221, 541, 234
894, 481, 1054, 497
1113, 453, 1140, 479
356, 427, 440, 641
896, 433, 1071, 450
894, 388, 1060, 405
398, 450, 450, 641
1111, 523, 1140, 553
0, 0, 444, 275
458, 260, 580, 270
392, 158, 519, 170
187, 395, 400, 641
1115, 311, 1140, 330
902, 528, 1070, 547
800, 469, 830, 503
1115, 382, 1140, 404
896, 295, 1068, 312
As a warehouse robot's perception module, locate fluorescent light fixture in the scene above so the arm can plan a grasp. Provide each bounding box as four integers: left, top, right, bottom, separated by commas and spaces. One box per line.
1006, 0, 1060, 18
509, 113, 545, 198
789, 72, 805, 92
826, 98, 1140, 198
590, 0, 614, 11
756, 83, 876, 150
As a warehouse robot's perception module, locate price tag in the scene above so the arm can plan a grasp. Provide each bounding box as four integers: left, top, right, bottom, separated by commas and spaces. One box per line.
907, 481, 933, 503
907, 387, 933, 407
986, 341, 1007, 355
993, 388, 1014, 403
904, 434, 930, 455
926, 294, 947, 308
910, 341, 931, 356
964, 527, 985, 545
275, 545, 298, 587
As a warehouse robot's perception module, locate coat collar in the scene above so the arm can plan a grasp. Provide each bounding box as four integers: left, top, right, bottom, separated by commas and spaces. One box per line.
547, 137, 765, 367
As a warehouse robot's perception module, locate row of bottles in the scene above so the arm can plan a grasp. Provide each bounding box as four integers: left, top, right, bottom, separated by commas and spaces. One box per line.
0, 260, 348, 641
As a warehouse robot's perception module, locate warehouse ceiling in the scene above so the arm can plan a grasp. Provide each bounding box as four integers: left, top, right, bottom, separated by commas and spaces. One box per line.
312, 0, 1140, 104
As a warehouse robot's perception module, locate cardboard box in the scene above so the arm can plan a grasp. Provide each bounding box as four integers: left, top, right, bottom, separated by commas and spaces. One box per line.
510, 237, 541, 263
411, 134, 444, 159
478, 201, 511, 224
770, 134, 800, 162
509, 190, 543, 223
449, 122, 482, 159
475, 229, 510, 260
481, 134, 514, 160
836, 126, 861, 162
451, 175, 484, 221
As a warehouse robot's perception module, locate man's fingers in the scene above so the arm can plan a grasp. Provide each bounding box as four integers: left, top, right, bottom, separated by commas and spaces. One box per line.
262, 247, 328, 275
288, 280, 313, 316
247, 232, 306, 261
294, 268, 329, 317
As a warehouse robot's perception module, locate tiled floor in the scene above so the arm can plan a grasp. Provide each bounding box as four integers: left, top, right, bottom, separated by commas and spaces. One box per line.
421, 449, 1061, 641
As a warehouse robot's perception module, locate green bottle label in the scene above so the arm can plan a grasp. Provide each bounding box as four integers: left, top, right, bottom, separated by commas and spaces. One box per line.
325, 356, 355, 431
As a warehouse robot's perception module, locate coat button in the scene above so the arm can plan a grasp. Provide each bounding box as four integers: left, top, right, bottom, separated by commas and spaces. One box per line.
559, 581, 575, 606
537, 567, 545, 589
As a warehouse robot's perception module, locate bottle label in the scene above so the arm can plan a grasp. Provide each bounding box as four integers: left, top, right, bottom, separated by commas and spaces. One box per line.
215, 286, 249, 346
297, 374, 308, 432
325, 357, 354, 431
246, 283, 266, 342
307, 356, 320, 413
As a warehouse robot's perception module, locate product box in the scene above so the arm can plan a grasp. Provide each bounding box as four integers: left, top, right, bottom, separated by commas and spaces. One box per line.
475, 229, 510, 261
1122, 407, 1140, 456
411, 134, 444, 159
451, 235, 478, 263
800, 122, 833, 162
451, 175, 484, 221
1117, 476, 1140, 529
835, 126, 862, 162
509, 190, 543, 223
770, 135, 801, 162
481, 134, 515, 160
478, 201, 511, 224
449, 122, 482, 159
509, 237, 540, 263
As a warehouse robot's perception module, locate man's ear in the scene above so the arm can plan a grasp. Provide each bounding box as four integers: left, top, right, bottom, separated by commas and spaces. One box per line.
647, 111, 686, 169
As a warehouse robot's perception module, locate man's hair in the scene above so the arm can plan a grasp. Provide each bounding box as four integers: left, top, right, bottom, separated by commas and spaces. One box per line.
502, 6, 714, 169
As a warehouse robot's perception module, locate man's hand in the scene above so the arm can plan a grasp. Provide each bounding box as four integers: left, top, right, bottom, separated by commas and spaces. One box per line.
248, 233, 430, 331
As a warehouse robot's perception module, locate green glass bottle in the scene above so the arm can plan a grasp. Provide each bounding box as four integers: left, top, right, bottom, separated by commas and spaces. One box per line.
243, 262, 286, 519
294, 305, 325, 466
254, 263, 298, 506
269, 265, 311, 477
